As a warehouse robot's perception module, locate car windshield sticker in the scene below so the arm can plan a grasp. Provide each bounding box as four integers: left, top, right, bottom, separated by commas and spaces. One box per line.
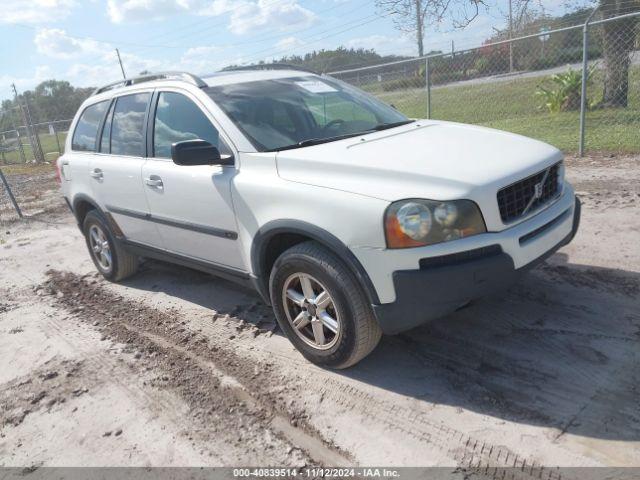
295, 80, 338, 93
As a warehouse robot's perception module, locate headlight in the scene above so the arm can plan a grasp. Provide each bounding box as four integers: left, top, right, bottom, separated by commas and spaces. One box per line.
385, 199, 486, 248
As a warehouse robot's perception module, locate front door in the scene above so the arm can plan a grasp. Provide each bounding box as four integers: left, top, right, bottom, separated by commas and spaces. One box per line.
141, 90, 244, 271
90, 91, 163, 248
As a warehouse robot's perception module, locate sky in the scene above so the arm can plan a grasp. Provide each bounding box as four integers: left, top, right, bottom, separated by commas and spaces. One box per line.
0, 0, 577, 104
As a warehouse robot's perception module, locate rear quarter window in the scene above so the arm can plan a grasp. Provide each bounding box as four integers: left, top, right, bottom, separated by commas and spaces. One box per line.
71, 101, 109, 152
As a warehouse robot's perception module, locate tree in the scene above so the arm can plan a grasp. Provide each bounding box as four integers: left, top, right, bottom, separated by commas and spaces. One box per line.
375, 0, 486, 56
599, 0, 640, 107
223, 47, 410, 73
0, 80, 93, 131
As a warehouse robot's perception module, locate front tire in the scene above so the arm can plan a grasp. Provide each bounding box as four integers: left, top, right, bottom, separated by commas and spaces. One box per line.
269, 241, 382, 369
83, 210, 138, 282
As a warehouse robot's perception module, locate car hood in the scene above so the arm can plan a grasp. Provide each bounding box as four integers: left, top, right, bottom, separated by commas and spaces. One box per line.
275, 120, 563, 203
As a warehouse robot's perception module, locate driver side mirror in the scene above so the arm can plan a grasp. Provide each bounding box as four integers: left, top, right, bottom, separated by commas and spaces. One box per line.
171, 140, 234, 166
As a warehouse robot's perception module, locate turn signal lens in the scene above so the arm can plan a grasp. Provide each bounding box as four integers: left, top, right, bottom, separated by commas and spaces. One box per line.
385, 199, 486, 249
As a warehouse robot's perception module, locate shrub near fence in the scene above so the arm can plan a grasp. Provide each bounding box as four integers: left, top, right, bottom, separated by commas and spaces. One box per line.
329, 11, 640, 154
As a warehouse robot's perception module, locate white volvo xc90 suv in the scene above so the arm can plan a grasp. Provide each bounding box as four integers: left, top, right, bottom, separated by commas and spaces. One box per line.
58, 68, 580, 368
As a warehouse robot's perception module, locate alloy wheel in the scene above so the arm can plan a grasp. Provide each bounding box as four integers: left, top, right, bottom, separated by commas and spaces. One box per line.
282, 272, 341, 350
89, 224, 112, 272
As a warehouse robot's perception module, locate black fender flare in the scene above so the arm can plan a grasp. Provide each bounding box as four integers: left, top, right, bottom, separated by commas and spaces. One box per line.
70, 194, 125, 238
71, 194, 103, 224
250, 219, 381, 306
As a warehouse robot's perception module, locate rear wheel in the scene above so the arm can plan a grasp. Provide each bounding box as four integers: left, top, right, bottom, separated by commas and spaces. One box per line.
269, 241, 381, 369
83, 210, 138, 282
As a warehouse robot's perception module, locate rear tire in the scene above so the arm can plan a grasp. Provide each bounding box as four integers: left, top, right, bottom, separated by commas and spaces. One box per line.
83, 210, 138, 282
269, 241, 381, 369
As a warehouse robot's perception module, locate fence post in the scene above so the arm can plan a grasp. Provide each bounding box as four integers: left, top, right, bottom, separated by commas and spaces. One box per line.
10, 112, 27, 164
425, 56, 431, 119
11, 84, 44, 163
579, 7, 598, 157
53, 123, 62, 154
0, 168, 23, 218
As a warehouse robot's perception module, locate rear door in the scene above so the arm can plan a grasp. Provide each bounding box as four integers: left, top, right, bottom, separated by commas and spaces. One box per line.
62, 99, 110, 199
141, 89, 244, 270
90, 91, 163, 248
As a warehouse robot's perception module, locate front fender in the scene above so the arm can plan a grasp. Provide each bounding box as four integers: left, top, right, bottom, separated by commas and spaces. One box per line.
250, 219, 381, 306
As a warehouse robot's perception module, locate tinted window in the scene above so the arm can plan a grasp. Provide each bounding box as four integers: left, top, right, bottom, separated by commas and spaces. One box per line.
304, 93, 377, 127
111, 93, 150, 157
71, 101, 109, 152
153, 92, 222, 158
99, 101, 115, 153
206, 76, 407, 151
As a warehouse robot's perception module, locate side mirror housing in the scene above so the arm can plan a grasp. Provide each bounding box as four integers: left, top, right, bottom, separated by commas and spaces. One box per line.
171, 140, 234, 166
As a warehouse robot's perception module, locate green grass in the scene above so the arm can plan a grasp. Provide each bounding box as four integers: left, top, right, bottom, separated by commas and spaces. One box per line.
364, 66, 640, 153
0, 163, 56, 175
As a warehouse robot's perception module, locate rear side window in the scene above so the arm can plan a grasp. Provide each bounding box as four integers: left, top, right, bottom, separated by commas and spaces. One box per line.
71, 101, 109, 152
111, 93, 150, 157
153, 92, 222, 158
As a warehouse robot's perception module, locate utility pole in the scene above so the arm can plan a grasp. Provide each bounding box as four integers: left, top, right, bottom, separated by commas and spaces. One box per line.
11, 84, 44, 163
116, 49, 127, 79
508, 0, 514, 72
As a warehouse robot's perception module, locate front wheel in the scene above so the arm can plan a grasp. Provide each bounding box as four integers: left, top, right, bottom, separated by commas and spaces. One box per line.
269, 241, 381, 369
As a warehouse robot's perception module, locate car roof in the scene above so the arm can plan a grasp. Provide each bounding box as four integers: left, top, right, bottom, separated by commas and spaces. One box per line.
89, 68, 320, 99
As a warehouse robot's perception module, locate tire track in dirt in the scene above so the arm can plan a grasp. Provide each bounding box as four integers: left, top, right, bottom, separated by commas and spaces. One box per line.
306, 377, 563, 480
41, 270, 573, 479
42, 270, 351, 468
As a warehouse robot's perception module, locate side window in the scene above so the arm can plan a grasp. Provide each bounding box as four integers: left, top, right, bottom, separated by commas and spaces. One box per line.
99, 101, 115, 153
71, 101, 109, 152
153, 92, 230, 159
111, 93, 150, 157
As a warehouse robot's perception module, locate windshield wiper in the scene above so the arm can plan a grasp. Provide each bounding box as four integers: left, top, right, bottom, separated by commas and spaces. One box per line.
371, 119, 415, 131
268, 132, 364, 152
267, 120, 415, 152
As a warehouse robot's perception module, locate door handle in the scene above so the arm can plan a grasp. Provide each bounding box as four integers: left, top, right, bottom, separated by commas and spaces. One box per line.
90, 168, 103, 179
145, 176, 163, 188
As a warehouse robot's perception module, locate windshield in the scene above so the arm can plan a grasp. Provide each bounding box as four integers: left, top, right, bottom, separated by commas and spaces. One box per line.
205, 76, 410, 152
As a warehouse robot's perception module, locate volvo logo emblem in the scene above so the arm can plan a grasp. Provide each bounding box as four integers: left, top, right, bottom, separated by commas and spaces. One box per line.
533, 181, 544, 199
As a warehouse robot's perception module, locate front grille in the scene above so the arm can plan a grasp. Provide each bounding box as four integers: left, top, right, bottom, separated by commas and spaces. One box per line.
497, 163, 561, 223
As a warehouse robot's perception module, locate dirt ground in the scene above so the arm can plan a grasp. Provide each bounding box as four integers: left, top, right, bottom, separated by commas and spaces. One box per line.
0, 165, 64, 223
0, 154, 638, 475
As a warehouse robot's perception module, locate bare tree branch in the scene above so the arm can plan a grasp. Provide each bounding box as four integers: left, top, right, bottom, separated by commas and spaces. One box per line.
375, 0, 488, 55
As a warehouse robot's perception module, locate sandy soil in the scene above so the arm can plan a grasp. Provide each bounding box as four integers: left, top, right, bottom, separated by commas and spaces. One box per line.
0, 166, 65, 224
0, 154, 638, 475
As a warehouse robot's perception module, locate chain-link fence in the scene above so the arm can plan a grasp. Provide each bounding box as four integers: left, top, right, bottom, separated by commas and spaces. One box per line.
0, 114, 71, 223
329, 11, 640, 155
0, 119, 71, 165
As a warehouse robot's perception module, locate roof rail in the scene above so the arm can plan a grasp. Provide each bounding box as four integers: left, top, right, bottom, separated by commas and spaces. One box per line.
224, 63, 319, 75
92, 71, 207, 96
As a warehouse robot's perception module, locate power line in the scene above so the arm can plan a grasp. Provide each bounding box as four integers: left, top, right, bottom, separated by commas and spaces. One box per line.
238, 12, 393, 67
47, 5, 390, 74
128, 0, 295, 48
126, 0, 373, 56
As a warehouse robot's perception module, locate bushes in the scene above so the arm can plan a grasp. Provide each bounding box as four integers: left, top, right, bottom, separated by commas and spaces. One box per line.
536, 68, 589, 112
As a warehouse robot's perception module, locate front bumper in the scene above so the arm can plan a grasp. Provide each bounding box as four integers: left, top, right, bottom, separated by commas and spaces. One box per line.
372, 197, 581, 335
